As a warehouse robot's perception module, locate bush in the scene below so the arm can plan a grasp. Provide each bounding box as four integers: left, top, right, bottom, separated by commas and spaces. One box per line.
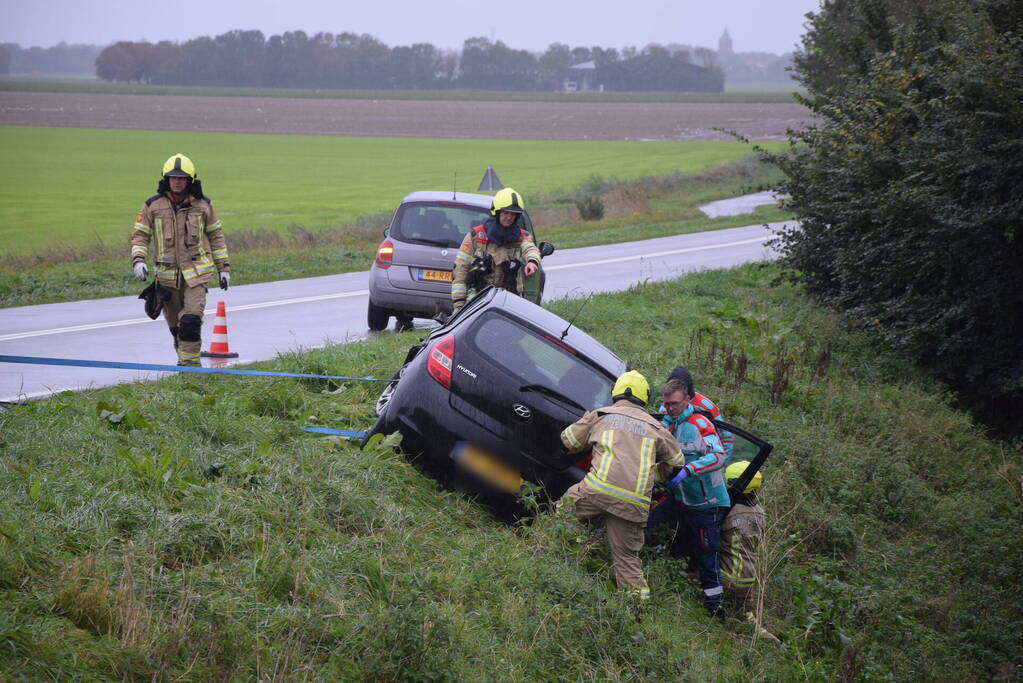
767, 0, 1023, 430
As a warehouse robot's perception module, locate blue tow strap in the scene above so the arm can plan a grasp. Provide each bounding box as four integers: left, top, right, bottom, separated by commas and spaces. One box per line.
301, 426, 367, 439
0, 355, 388, 382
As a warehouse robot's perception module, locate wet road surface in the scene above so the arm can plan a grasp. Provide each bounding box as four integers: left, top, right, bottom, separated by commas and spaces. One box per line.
0, 222, 787, 402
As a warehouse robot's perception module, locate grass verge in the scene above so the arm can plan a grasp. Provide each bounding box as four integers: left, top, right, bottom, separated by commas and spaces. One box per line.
1, 264, 1019, 680
0, 156, 787, 307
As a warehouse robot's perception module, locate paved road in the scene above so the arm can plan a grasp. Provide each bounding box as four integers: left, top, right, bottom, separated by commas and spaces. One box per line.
0, 222, 786, 402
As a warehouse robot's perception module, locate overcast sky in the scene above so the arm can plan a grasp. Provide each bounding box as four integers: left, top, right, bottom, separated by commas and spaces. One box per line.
1, 0, 821, 55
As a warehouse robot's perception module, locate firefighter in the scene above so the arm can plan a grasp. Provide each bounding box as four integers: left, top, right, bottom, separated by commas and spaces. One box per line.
648, 377, 730, 618
721, 461, 779, 642
558, 371, 685, 602
131, 154, 230, 366
450, 187, 541, 314
721, 462, 766, 609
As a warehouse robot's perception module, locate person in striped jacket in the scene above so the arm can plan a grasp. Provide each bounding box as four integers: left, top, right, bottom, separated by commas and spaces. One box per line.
558, 371, 685, 603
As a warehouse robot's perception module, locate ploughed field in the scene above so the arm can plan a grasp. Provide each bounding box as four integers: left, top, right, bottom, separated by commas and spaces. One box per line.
0, 91, 811, 141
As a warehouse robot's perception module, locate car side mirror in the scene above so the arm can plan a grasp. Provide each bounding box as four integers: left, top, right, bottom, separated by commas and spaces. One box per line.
539, 241, 555, 257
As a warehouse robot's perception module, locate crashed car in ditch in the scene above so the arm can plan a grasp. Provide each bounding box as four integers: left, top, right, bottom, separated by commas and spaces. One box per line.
363, 286, 772, 513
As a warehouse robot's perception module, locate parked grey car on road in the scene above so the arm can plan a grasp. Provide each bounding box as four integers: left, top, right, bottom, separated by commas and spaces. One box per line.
366, 190, 553, 330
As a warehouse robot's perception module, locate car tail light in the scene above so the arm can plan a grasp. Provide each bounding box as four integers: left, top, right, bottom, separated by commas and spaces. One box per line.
543, 334, 577, 354
427, 334, 455, 389
374, 240, 394, 269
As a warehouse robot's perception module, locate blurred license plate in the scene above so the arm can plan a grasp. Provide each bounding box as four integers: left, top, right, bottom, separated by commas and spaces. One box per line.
454, 444, 523, 494
418, 268, 452, 282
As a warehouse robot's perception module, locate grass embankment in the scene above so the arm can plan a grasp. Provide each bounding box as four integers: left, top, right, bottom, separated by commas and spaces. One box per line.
2, 265, 1020, 680
0, 76, 800, 103
0, 124, 787, 306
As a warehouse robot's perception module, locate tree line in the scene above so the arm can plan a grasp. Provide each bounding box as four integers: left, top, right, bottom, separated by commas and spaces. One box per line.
92, 31, 723, 92
770, 0, 1023, 430
0, 42, 101, 76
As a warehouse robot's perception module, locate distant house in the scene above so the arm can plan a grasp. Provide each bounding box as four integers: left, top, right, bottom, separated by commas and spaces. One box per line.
564, 60, 600, 93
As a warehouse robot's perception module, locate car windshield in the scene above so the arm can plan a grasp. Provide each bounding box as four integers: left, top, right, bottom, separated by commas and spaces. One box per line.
392, 201, 491, 248
469, 313, 614, 411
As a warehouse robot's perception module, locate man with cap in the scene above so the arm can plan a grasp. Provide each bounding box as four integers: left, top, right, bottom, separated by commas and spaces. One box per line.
130, 154, 230, 366
558, 371, 685, 602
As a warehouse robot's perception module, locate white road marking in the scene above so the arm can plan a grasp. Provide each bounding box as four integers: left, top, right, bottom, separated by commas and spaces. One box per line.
543, 236, 769, 271
0, 233, 770, 342
0, 289, 370, 342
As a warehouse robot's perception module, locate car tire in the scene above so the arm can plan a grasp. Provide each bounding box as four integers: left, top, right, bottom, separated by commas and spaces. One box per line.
367, 301, 390, 331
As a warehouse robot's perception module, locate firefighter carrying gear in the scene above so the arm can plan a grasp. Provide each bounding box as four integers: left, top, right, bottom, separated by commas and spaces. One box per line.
131, 153, 230, 365
139, 280, 172, 320
559, 387, 685, 598
451, 219, 540, 312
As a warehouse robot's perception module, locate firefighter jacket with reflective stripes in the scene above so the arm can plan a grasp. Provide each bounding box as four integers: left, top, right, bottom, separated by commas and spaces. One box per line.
131, 193, 229, 288
561, 399, 685, 523
451, 221, 541, 306
721, 501, 765, 592
662, 404, 729, 509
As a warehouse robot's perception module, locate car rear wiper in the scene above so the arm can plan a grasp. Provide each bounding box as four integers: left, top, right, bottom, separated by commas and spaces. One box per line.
410, 237, 455, 247
519, 384, 586, 412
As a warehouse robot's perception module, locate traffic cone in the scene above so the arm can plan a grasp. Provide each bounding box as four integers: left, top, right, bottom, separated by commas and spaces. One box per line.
201, 301, 239, 358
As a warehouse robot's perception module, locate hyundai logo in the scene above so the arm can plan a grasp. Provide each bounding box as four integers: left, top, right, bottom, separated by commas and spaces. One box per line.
512, 403, 532, 420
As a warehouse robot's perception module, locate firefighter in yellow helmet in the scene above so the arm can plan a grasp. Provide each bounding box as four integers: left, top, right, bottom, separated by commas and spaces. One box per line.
558, 371, 686, 603
130, 154, 231, 366
718, 462, 772, 628
450, 187, 541, 314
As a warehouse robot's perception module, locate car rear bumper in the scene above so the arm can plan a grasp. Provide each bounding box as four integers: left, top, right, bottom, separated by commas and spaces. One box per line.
369, 267, 452, 316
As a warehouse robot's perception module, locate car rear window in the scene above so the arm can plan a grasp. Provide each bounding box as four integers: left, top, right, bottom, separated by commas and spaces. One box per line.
392, 202, 491, 248
469, 313, 614, 411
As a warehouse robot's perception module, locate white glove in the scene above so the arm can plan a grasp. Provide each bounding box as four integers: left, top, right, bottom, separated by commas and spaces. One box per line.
219, 272, 230, 290
133, 262, 148, 281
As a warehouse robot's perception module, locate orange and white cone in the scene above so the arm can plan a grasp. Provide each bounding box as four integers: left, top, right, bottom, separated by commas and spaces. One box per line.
201, 301, 239, 358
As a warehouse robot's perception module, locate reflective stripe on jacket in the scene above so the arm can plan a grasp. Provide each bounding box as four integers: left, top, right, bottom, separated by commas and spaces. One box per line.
662, 404, 729, 509
721, 502, 765, 591
561, 400, 684, 523
130, 193, 229, 288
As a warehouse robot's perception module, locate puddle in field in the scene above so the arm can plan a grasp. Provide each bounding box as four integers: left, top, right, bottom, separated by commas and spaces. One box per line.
698, 191, 785, 218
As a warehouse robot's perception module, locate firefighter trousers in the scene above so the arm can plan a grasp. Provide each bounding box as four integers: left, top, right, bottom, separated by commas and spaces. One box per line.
162, 282, 207, 364
571, 495, 649, 598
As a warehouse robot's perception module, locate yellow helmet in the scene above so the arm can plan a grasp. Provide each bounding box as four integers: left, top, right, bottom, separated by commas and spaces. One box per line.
612, 370, 649, 405
725, 461, 763, 493
491, 187, 525, 215
162, 153, 197, 180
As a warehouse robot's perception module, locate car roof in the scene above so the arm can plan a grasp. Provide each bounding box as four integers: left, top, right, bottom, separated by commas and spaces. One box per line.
443, 288, 627, 378
399, 190, 495, 209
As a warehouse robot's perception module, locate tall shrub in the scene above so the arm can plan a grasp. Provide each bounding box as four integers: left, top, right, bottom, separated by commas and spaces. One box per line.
769, 0, 1023, 426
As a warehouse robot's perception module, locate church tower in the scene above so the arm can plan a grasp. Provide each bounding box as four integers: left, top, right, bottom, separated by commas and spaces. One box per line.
718, 28, 734, 58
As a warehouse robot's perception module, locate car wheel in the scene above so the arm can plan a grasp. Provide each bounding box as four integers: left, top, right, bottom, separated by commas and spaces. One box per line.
374, 364, 407, 417
367, 301, 390, 331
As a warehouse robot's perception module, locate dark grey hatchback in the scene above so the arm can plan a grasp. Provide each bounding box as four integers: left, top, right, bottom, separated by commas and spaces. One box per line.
363, 286, 774, 517
364, 286, 626, 503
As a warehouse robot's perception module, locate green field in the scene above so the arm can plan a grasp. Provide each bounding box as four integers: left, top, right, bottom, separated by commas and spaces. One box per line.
0, 126, 785, 256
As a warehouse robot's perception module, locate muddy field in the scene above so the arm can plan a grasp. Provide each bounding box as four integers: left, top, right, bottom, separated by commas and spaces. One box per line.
0, 91, 812, 141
